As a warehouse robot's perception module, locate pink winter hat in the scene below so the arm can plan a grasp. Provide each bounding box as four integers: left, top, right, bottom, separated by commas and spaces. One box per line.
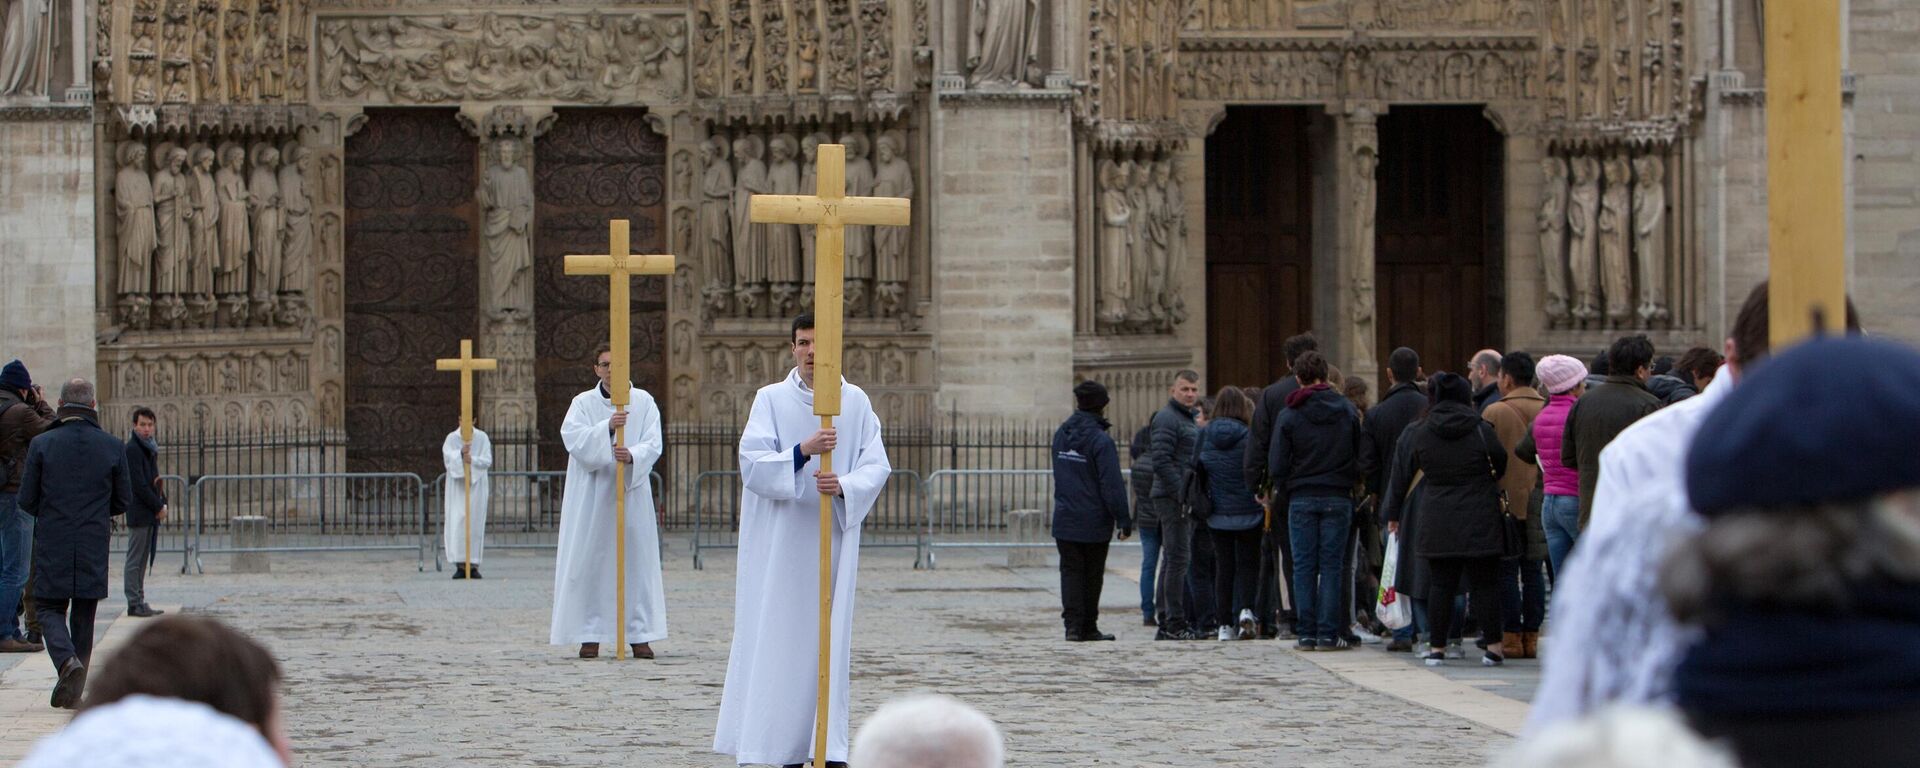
1536, 354, 1589, 395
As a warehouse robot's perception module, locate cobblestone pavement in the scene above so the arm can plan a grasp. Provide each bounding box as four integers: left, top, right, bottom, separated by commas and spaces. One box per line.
12, 540, 1522, 766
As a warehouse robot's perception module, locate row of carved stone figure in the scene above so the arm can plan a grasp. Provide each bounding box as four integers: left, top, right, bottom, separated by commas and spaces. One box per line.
699, 128, 914, 320
113, 138, 311, 332
1537, 150, 1668, 329
1095, 154, 1188, 335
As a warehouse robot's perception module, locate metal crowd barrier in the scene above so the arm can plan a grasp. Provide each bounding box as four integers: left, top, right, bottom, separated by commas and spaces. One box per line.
919, 468, 1138, 569
109, 474, 194, 575
691, 468, 926, 570
421, 470, 664, 571
189, 472, 429, 573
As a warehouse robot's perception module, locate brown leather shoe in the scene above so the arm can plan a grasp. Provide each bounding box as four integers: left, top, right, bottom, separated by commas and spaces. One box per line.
0, 637, 44, 653
631, 643, 654, 660
1502, 632, 1524, 658
1522, 632, 1540, 659
578, 643, 599, 659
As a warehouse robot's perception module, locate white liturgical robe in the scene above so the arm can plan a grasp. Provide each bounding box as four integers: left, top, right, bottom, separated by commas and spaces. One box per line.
713, 368, 891, 766
441, 428, 492, 564
549, 383, 668, 646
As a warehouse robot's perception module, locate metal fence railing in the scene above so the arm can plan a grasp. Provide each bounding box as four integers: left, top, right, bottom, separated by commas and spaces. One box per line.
691, 469, 926, 570
918, 468, 1139, 569
420, 470, 664, 571
189, 472, 429, 572
109, 474, 194, 575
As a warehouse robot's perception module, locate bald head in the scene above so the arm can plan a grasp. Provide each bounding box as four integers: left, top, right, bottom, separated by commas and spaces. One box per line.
1469, 349, 1502, 389
851, 695, 1004, 768
59, 378, 95, 408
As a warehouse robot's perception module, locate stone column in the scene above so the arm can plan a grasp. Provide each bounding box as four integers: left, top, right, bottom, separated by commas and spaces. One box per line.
311, 108, 363, 432
66, 0, 89, 102
1484, 103, 1546, 352
1334, 103, 1381, 388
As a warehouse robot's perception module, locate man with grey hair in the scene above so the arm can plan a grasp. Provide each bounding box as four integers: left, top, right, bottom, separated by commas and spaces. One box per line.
1469, 348, 1504, 413
17, 378, 132, 708
850, 695, 1004, 768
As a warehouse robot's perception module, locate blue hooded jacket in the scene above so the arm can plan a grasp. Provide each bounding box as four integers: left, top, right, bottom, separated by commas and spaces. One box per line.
1193, 417, 1262, 530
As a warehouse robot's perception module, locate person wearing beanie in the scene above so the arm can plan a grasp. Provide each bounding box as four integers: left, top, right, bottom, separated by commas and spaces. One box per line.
1528, 354, 1588, 577
1049, 380, 1132, 641
1526, 280, 1863, 734
1658, 335, 1920, 768
1379, 372, 1509, 667
0, 359, 55, 654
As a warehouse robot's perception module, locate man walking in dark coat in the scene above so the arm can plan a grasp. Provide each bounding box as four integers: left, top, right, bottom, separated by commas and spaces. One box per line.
0, 359, 53, 653
1050, 381, 1133, 642
122, 407, 168, 618
1562, 335, 1662, 530
1245, 332, 1319, 638
1360, 347, 1427, 651
1149, 370, 1202, 640
17, 379, 132, 708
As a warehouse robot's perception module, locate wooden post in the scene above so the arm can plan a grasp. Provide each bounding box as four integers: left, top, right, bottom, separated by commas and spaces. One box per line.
1764, 0, 1848, 345
435, 340, 496, 580
750, 145, 909, 767
564, 221, 675, 660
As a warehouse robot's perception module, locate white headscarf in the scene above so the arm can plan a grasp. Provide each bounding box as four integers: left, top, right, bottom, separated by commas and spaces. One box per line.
21, 695, 284, 768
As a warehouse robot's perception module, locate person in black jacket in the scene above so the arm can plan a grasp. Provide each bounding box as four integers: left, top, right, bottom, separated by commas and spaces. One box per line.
1128, 422, 1157, 626
1267, 352, 1362, 651
17, 379, 133, 708
1050, 382, 1133, 642
1245, 332, 1318, 638
122, 407, 168, 618
1148, 370, 1202, 640
1380, 373, 1509, 668
1361, 347, 1427, 650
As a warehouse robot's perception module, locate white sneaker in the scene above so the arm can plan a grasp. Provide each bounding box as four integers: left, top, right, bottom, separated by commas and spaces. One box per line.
1351, 623, 1384, 645
1218, 626, 1234, 641
1446, 640, 1466, 659
1237, 609, 1256, 640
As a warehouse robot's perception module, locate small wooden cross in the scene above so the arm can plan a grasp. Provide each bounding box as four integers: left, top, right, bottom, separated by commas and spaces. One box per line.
564, 219, 674, 661
749, 144, 909, 768
435, 339, 496, 580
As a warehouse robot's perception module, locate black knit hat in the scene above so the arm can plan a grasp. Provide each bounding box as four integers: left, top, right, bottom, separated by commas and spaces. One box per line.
1074, 380, 1110, 412
1427, 372, 1473, 406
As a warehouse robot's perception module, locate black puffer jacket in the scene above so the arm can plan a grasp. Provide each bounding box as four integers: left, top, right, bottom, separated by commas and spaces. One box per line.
1380, 401, 1508, 559
1647, 374, 1698, 404
1148, 399, 1199, 501
1128, 423, 1156, 528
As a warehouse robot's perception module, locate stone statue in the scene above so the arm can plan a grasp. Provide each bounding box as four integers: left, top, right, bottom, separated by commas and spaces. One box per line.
1352, 141, 1379, 338
215, 142, 252, 322
278, 142, 314, 315
967, 0, 1039, 88
698, 136, 734, 313
731, 134, 768, 315
115, 142, 158, 329
1566, 155, 1601, 323
185, 144, 218, 326
0, 0, 50, 96
1142, 157, 1172, 328
840, 132, 875, 313
798, 132, 829, 307
1632, 153, 1669, 325
151, 143, 190, 328
476, 138, 534, 319
872, 131, 913, 318
1598, 152, 1632, 326
1125, 160, 1152, 327
1538, 156, 1572, 323
1095, 159, 1131, 329
764, 133, 803, 317
1158, 158, 1187, 328
248, 143, 284, 325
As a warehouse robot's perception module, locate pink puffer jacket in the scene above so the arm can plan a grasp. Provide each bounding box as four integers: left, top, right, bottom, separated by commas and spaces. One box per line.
1533, 393, 1580, 497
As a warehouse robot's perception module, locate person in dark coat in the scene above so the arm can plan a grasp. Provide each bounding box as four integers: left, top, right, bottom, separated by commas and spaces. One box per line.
0, 359, 54, 653
1362, 348, 1429, 651
1562, 335, 1662, 529
1128, 421, 1157, 626
17, 378, 133, 708
122, 407, 168, 618
1194, 386, 1263, 641
1469, 349, 1503, 413
1245, 332, 1318, 638
1380, 373, 1509, 667
1050, 381, 1133, 642
1147, 370, 1202, 640
1267, 352, 1362, 651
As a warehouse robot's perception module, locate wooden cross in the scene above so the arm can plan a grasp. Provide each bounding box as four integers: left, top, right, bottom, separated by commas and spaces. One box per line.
564, 219, 675, 661
1764, 0, 1847, 345
750, 144, 909, 768
435, 339, 496, 580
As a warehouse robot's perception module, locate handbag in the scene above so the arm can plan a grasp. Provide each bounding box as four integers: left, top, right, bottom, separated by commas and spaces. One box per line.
1478, 430, 1524, 560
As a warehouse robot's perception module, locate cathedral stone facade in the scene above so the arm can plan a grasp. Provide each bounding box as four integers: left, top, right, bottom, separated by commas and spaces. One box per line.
0, 0, 1916, 467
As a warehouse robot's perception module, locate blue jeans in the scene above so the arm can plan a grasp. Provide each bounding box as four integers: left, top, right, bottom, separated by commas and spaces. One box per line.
1287, 496, 1353, 642
1138, 526, 1161, 621
0, 492, 29, 640
1500, 557, 1548, 632
1542, 494, 1581, 578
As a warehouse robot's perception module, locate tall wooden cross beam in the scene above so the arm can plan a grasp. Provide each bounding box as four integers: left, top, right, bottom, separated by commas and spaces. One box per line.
1764, 0, 1848, 345
564, 219, 675, 661
750, 144, 909, 768
435, 339, 496, 580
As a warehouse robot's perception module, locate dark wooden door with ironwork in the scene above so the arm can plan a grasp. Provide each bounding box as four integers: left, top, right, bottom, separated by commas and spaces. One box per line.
343, 108, 479, 476
533, 109, 669, 471
1375, 106, 1505, 381
1206, 106, 1315, 390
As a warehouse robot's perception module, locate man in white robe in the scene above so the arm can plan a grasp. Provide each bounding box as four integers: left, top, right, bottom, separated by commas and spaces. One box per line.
550, 345, 667, 660
442, 426, 492, 579
714, 314, 892, 768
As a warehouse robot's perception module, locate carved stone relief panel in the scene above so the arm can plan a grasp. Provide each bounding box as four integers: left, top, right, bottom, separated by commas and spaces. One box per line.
701, 335, 933, 424
98, 346, 317, 430
1086, 0, 1180, 120
1538, 144, 1675, 331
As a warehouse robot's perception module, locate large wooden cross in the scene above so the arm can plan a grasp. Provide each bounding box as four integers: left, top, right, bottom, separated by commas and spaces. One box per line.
750, 144, 909, 768
1764, 0, 1847, 345
435, 339, 496, 580
564, 219, 675, 661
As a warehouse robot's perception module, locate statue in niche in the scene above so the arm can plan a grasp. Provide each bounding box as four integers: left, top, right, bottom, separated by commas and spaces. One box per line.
1351, 141, 1378, 339
798, 132, 829, 308
840, 132, 875, 315
116, 142, 158, 329
698, 136, 734, 314
476, 138, 533, 319
0, 0, 50, 96
215, 142, 251, 324
151, 143, 190, 328
1142, 157, 1171, 328
1157, 158, 1187, 328
1095, 159, 1131, 329
872, 131, 913, 319
1538, 156, 1571, 323
185, 144, 219, 327
764, 133, 803, 317
1597, 152, 1633, 327
248, 143, 283, 326
1125, 160, 1153, 328
278, 142, 313, 324
967, 0, 1040, 88
1566, 155, 1601, 324
731, 134, 768, 316
1631, 152, 1669, 325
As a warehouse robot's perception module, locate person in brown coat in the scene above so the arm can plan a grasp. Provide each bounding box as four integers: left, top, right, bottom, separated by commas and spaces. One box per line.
0, 359, 55, 653
1483, 352, 1547, 658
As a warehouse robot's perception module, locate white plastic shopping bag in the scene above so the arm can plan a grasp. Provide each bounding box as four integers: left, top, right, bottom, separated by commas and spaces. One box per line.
1377, 532, 1411, 630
